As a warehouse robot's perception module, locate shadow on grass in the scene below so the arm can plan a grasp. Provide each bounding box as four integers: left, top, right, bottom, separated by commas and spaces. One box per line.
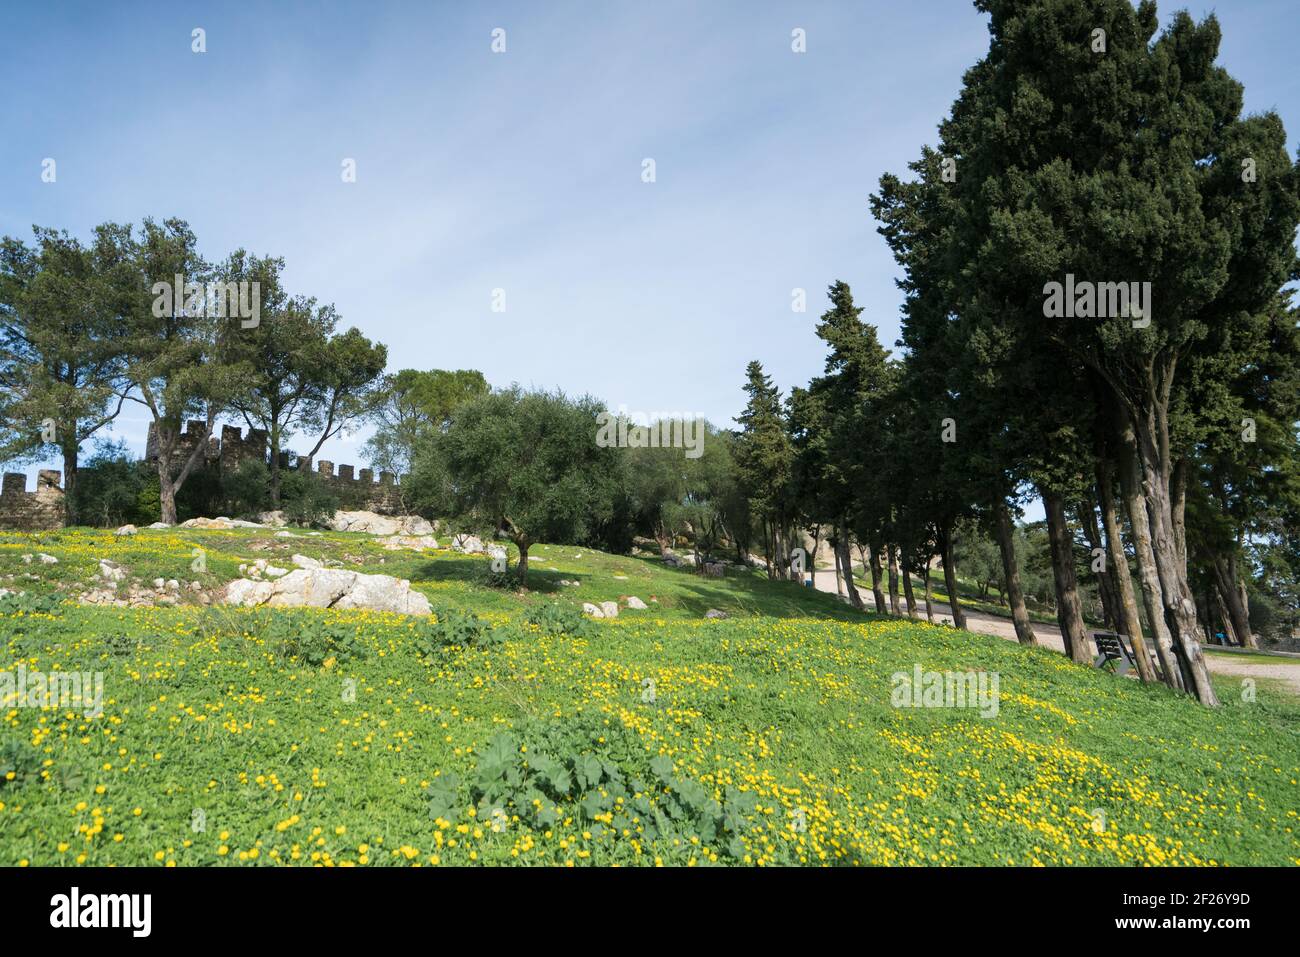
407, 550, 881, 621
620, 556, 877, 622
410, 553, 574, 595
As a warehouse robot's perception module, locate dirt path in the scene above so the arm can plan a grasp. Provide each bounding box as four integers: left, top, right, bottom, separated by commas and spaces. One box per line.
810, 571, 1300, 697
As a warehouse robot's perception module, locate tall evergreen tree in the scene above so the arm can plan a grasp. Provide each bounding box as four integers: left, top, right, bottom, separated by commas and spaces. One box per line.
734, 361, 795, 579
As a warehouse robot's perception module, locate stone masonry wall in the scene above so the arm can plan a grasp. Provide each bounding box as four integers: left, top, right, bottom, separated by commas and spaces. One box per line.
143, 420, 404, 514
0, 470, 65, 531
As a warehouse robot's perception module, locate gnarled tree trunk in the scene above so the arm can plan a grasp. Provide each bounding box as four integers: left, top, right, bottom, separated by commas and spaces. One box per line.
1134, 426, 1218, 705
993, 499, 1037, 646
1076, 498, 1119, 630
1042, 490, 1091, 665
866, 541, 887, 614
1115, 406, 1183, 690
1213, 554, 1256, 649
901, 545, 918, 618
936, 522, 967, 630
835, 527, 863, 610
1096, 457, 1156, 683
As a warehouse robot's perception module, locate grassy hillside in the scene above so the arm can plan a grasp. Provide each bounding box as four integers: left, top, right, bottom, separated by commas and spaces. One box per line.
2, 527, 1297, 866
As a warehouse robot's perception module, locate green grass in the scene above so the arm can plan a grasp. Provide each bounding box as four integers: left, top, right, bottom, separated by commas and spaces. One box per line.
1, 526, 1297, 866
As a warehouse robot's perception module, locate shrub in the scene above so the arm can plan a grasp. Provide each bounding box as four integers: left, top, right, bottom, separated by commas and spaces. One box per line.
0, 739, 41, 789
414, 608, 510, 655
279, 469, 340, 527
72, 441, 153, 527
221, 459, 272, 518
0, 592, 64, 616
526, 602, 592, 638
425, 716, 760, 859
245, 612, 366, 666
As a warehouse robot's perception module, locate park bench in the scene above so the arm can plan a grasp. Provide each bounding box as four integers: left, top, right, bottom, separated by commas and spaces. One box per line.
1091, 630, 1139, 675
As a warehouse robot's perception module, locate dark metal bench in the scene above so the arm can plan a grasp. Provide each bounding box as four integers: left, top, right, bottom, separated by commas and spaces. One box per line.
1091, 630, 1137, 676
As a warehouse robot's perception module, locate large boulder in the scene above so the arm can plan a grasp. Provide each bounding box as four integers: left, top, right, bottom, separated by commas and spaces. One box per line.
626, 596, 648, 610
180, 516, 264, 530
397, 515, 435, 536
329, 511, 434, 537
330, 510, 402, 536
377, 535, 439, 551
451, 533, 485, 554
223, 567, 431, 615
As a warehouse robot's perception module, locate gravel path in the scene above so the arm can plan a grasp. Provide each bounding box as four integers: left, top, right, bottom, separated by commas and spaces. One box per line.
810, 571, 1300, 696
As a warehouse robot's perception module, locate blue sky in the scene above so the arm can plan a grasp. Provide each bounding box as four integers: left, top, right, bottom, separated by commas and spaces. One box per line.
2, 0, 1297, 521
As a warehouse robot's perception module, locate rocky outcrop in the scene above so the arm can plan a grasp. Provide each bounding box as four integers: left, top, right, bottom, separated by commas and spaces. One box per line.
223, 566, 431, 615
328, 510, 434, 536
451, 534, 485, 554
180, 516, 265, 530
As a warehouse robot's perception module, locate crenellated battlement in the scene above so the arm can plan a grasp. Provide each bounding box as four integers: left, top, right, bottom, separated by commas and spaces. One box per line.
145, 420, 269, 472
0, 470, 65, 531
141, 422, 403, 514
274, 451, 404, 511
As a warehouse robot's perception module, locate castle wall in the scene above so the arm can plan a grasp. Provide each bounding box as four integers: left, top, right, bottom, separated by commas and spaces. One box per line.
0, 425, 408, 531
0, 470, 65, 531
275, 453, 403, 513
144, 421, 405, 515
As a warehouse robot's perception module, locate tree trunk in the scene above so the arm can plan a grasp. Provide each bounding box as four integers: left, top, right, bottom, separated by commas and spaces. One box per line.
923, 560, 934, 622
993, 499, 1037, 646
269, 427, 282, 508
1042, 491, 1091, 665
1096, 457, 1156, 682
901, 545, 918, 618
516, 539, 530, 586
886, 543, 901, 615
1211, 583, 1237, 645
1076, 499, 1119, 630
1213, 554, 1256, 649
158, 456, 178, 525
866, 542, 887, 614
1115, 406, 1183, 690
762, 519, 773, 580
1171, 458, 1188, 571
836, 529, 863, 610
808, 526, 820, 590
1134, 428, 1218, 705
61, 442, 79, 526
937, 523, 967, 629
832, 535, 844, 597
1237, 578, 1254, 648
1195, 589, 1215, 644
